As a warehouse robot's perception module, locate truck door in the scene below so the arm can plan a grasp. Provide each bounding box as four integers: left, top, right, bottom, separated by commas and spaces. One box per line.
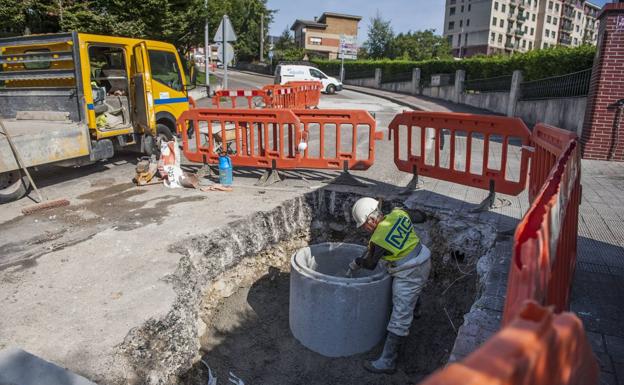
131, 42, 155, 134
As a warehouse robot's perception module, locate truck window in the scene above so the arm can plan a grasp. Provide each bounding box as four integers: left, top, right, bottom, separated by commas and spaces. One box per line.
309, 68, 326, 79
88, 46, 128, 95
148, 50, 182, 91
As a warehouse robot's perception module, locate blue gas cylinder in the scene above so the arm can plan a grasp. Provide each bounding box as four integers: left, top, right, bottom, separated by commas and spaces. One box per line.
218, 154, 233, 186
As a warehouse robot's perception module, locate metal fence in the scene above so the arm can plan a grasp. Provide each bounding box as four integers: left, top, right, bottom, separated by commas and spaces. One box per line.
381, 70, 413, 84
464, 75, 513, 93
520, 68, 592, 100
344, 68, 376, 80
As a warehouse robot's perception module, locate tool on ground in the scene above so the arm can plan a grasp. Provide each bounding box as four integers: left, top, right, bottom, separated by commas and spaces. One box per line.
0, 118, 70, 214
133, 157, 159, 185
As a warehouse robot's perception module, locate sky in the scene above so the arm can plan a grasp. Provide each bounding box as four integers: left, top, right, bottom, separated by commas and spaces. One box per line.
267, 0, 612, 44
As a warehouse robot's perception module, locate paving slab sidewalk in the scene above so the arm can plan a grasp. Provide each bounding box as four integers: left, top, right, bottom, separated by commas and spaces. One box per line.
347, 84, 624, 384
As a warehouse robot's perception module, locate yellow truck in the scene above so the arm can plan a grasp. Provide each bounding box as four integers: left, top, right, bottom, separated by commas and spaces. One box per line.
0, 32, 195, 202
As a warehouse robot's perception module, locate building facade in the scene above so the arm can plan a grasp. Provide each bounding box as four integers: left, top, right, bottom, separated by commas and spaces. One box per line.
290, 12, 361, 59
443, 0, 601, 57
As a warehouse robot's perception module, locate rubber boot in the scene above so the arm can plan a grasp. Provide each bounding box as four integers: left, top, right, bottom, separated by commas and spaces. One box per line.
363, 332, 404, 374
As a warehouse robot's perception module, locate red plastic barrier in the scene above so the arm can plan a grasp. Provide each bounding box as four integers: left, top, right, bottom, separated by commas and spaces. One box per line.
212, 89, 269, 108
388, 112, 532, 195
285, 81, 322, 109
262, 84, 299, 109
179, 108, 302, 169
418, 302, 598, 385
178, 108, 380, 172
293, 109, 381, 170
503, 124, 581, 324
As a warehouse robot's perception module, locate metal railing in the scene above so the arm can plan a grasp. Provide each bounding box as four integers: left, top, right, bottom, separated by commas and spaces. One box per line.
464, 75, 513, 93
520, 68, 592, 100
381, 70, 413, 84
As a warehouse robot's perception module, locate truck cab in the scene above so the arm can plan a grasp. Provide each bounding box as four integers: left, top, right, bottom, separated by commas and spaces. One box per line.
0, 32, 192, 202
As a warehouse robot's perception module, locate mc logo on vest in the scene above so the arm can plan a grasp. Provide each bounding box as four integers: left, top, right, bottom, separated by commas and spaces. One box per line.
385, 216, 413, 249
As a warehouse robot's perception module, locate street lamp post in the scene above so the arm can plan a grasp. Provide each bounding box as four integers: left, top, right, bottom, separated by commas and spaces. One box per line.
204, 0, 210, 95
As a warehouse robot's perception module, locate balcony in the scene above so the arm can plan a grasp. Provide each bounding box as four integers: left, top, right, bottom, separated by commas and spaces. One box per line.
505, 42, 516, 49
517, 14, 527, 22
560, 37, 572, 45
561, 23, 574, 31
515, 29, 526, 36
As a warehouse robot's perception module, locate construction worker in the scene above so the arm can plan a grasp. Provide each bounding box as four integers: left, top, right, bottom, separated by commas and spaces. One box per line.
348, 197, 431, 374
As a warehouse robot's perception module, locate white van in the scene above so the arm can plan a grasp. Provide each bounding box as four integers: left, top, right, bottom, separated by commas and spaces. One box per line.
274, 64, 342, 94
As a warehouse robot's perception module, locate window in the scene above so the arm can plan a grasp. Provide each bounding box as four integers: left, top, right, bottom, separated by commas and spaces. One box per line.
148, 50, 182, 91
491, 32, 496, 41
547, 15, 552, 23
532, 14, 536, 21
500, 19, 504, 27
89, 45, 128, 94
551, 30, 556, 38
468, 4, 471, 11
543, 42, 549, 48
548, 1, 553, 10
574, 37, 578, 45
492, 17, 497, 26
522, 40, 526, 48
309, 68, 326, 79
447, 35, 453, 45
498, 34, 503, 43
450, 7, 456, 15
501, 4, 506, 12
309, 37, 322, 45
467, 19, 470, 26
448, 21, 455, 30
531, 27, 534, 35
524, 26, 528, 33
577, 12, 581, 20
459, 20, 463, 28
494, 1, 499, 10
553, 17, 558, 26
529, 41, 533, 50
545, 29, 550, 37
576, 25, 579, 32
555, 3, 559, 12
461, 5, 464, 12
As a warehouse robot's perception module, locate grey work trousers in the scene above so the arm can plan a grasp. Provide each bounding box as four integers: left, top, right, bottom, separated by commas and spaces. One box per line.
384, 248, 432, 337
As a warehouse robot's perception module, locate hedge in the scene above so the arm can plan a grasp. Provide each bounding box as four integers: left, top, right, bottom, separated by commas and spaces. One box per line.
312, 45, 596, 82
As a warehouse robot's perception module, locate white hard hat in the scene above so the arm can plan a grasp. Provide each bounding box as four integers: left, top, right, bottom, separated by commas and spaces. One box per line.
352, 197, 379, 228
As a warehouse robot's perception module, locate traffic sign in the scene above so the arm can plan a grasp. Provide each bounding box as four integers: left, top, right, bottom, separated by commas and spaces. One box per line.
339, 34, 357, 60
214, 15, 237, 42
217, 42, 235, 65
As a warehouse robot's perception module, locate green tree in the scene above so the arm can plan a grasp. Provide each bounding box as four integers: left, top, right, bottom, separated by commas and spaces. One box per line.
272, 27, 304, 61
2, 0, 274, 60
363, 11, 393, 59
390, 30, 452, 61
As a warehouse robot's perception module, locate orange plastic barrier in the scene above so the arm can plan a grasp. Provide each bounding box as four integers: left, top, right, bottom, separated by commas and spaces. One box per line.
177, 108, 380, 172
388, 112, 532, 196
284, 81, 322, 109
293, 109, 382, 170
179, 108, 301, 169
212, 89, 269, 108
503, 124, 581, 324
419, 302, 598, 385
262, 84, 299, 109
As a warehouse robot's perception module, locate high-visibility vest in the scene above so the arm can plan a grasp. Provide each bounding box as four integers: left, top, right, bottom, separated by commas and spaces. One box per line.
370, 209, 420, 262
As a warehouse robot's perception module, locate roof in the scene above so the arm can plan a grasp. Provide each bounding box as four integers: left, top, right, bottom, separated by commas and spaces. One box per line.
290, 19, 327, 31
317, 12, 362, 23
584, 1, 601, 10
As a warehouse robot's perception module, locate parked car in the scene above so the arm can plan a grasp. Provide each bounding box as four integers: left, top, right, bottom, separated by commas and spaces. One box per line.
274, 64, 342, 94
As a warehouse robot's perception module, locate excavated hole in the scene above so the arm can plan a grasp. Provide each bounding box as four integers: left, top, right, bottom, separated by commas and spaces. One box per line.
179, 197, 497, 385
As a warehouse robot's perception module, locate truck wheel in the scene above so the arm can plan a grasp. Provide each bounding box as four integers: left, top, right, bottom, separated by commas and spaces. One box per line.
0, 171, 30, 203
157, 124, 174, 143
326, 84, 336, 94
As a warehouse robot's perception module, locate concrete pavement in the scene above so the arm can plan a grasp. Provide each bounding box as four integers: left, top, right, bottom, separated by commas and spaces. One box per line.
0, 69, 622, 384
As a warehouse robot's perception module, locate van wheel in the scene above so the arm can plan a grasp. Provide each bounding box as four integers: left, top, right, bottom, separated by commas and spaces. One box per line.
326, 84, 336, 94
157, 124, 174, 143
0, 171, 30, 203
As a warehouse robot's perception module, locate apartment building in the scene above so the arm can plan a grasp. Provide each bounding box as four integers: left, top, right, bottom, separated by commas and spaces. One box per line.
290, 12, 361, 59
443, 0, 601, 57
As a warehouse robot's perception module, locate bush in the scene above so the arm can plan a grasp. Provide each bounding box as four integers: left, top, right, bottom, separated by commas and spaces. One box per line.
311, 45, 596, 82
